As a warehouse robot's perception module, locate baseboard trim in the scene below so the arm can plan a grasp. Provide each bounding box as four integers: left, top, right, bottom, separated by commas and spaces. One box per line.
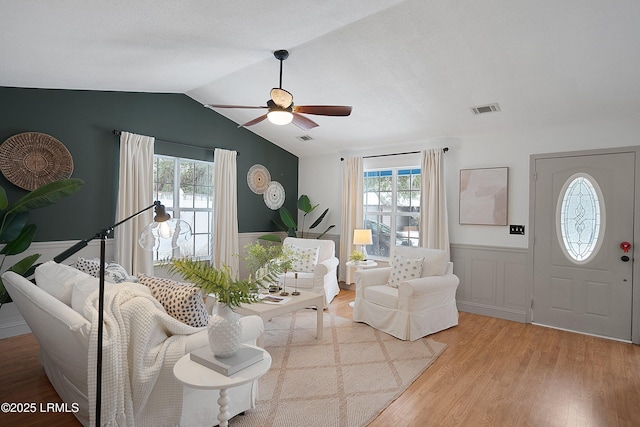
457, 301, 527, 323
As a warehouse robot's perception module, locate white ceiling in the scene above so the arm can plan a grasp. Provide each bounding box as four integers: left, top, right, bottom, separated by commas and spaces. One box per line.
2, 0, 640, 157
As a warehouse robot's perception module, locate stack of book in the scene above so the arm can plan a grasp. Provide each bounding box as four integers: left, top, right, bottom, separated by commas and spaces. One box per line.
190, 345, 264, 376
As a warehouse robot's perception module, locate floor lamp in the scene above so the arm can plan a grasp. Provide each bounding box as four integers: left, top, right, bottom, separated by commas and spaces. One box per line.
53, 201, 191, 427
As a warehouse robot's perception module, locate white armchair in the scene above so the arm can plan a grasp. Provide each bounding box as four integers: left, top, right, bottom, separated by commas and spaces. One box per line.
353, 246, 459, 341
278, 237, 340, 308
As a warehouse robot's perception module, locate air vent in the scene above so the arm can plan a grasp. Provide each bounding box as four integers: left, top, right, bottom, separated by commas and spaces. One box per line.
471, 103, 501, 115
297, 135, 314, 142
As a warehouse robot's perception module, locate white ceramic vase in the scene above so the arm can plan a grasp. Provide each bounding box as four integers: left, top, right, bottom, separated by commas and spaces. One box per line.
207, 303, 242, 358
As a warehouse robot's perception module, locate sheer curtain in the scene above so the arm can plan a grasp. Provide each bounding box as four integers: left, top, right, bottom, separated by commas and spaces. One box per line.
115, 131, 154, 275
212, 148, 239, 277
420, 148, 450, 252
340, 157, 364, 283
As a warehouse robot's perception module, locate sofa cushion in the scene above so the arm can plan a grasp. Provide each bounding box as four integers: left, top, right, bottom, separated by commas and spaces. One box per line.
35, 260, 96, 306
364, 285, 398, 309
387, 253, 424, 288
289, 245, 319, 273
76, 257, 137, 284
138, 274, 209, 328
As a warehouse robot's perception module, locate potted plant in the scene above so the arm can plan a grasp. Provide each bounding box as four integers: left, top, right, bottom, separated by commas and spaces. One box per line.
261, 194, 335, 242
0, 178, 84, 309
349, 249, 366, 264
162, 256, 278, 357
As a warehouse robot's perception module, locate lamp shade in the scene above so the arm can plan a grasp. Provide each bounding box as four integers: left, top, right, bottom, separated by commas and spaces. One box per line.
139, 217, 192, 251
353, 229, 373, 245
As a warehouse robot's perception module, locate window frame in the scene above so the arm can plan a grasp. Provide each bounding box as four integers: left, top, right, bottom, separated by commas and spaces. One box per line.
152, 154, 214, 262
363, 166, 421, 260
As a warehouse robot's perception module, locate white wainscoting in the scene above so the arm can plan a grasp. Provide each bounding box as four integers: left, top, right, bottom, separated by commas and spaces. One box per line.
5, 236, 523, 339
0, 239, 112, 339
451, 243, 529, 323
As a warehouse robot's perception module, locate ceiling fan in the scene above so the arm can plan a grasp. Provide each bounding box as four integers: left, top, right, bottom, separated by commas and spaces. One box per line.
204, 50, 352, 131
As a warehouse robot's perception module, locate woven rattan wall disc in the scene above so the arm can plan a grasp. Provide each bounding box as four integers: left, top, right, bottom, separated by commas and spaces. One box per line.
0, 132, 74, 191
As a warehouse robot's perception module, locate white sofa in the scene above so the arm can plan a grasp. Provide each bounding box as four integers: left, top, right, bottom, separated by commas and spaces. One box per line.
279, 237, 340, 308
2, 262, 264, 427
353, 246, 459, 341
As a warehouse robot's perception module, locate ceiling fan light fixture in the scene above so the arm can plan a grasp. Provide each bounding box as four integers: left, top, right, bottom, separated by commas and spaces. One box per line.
267, 110, 293, 125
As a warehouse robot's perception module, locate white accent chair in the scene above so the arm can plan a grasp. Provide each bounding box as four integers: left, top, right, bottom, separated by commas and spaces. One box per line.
278, 237, 340, 308
353, 246, 459, 341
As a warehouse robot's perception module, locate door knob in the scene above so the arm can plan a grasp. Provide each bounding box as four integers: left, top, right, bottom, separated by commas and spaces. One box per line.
620, 242, 632, 253
621, 255, 630, 262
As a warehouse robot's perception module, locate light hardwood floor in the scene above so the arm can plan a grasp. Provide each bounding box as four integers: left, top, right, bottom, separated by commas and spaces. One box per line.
1, 289, 639, 426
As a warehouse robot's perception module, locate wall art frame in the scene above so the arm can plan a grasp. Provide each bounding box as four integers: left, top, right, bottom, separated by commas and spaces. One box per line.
459, 167, 508, 225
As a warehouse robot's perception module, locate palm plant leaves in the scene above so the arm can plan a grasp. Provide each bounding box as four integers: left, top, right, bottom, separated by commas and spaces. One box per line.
0, 224, 36, 255
6, 178, 84, 215
0, 178, 84, 307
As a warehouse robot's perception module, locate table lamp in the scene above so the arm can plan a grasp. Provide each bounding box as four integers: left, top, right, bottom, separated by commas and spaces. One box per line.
353, 228, 373, 261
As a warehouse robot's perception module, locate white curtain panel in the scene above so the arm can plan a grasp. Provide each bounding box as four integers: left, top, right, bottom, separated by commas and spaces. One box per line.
115, 131, 154, 275
420, 148, 450, 253
212, 148, 239, 277
340, 157, 364, 283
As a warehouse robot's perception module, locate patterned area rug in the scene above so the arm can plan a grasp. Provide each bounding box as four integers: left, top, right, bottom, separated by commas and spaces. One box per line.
230, 309, 447, 427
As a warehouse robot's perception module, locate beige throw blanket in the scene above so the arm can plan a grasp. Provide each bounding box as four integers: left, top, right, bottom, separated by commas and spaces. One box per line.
85, 283, 201, 427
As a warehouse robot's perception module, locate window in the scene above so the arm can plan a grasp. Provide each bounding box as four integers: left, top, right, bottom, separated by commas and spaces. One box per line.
557, 173, 605, 264
363, 168, 420, 258
153, 155, 214, 261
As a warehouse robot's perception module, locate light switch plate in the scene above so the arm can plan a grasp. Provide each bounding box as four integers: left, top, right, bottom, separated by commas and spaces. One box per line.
510, 225, 525, 235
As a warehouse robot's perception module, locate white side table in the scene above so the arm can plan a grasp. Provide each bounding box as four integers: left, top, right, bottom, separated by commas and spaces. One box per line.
173, 345, 272, 427
346, 260, 378, 308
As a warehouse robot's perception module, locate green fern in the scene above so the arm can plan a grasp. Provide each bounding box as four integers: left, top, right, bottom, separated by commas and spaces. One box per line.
163, 258, 275, 309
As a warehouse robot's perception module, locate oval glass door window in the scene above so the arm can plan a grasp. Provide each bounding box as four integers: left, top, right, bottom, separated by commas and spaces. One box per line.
556, 173, 605, 263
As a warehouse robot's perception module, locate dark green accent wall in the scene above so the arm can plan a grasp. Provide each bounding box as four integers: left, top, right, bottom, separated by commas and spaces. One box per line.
0, 86, 298, 241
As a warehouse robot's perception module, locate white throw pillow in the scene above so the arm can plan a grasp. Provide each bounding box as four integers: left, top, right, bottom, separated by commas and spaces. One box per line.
104, 263, 138, 283
137, 274, 209, 328
76, 257, 137, 283
288, 245, 319, 273
35, 260, 95, 306
70, 275, 108, 315
387, 253, 424, 288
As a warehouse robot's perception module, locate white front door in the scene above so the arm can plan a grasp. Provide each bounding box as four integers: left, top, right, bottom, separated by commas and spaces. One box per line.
531, 150, 635, 341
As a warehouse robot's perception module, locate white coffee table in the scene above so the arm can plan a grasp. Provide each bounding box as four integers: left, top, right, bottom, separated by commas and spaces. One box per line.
173, 345, 271, 427
235, 289, 324, 346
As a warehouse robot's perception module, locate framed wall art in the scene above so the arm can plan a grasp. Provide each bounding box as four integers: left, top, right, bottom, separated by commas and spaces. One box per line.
459, 167, 508, 225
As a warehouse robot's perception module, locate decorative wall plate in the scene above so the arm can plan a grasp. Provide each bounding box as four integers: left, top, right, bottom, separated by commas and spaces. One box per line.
247, 164, 271, 194
0, 132, 74, 191
263, 181, 285, 210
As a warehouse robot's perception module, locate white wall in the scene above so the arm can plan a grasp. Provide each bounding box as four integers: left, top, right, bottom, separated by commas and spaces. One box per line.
299, 116, 640, 249
297, 153, 344, 237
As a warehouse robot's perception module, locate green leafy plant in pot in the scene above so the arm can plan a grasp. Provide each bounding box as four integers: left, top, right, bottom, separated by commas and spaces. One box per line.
261, 194, 335, 242
162, 257, 279, 357
0, 178, 84, 308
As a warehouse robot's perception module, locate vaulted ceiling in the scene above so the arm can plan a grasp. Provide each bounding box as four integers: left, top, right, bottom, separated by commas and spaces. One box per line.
2, 0, 639, 157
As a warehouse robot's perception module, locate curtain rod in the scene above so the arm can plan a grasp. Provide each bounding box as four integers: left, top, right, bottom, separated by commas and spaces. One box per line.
340, 147, 448, 161
112, 130, 239, 156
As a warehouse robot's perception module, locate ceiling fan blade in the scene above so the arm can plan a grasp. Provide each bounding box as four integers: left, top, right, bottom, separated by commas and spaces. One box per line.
270, 88, 293, 108
238, 114, 268, 128
292, 112, 319, 131
293, 105, 352, 116
205, 104, 267, 110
